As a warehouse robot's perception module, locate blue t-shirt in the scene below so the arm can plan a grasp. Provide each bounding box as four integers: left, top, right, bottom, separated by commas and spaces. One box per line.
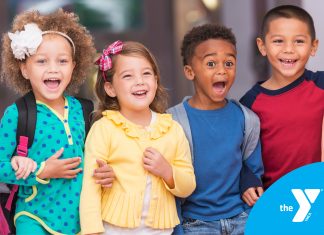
182, 100, 247, 220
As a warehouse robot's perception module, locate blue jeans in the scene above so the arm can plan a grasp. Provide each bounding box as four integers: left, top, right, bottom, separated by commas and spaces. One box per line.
182, 211, 248, 235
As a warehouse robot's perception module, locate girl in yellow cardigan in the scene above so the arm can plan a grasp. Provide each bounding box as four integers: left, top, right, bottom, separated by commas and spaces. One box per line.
80, 41, 196, 235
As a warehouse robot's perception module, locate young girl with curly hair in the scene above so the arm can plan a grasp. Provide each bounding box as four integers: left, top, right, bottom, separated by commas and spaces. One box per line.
0, 9, 112, 235
80, 41, 196, 235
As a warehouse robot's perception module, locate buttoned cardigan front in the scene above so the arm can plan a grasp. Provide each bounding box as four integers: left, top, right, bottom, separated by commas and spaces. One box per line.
80, 110, 196, 234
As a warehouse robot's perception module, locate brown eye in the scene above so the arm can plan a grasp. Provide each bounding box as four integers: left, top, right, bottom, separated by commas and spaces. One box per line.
122, 74, 132, 79
224, 61, 234, 68
295, 40, 305, 44
143, 71, 153, 76
273, 39, 283, 44
207, 61, 216, 67
36, 59, 46, 64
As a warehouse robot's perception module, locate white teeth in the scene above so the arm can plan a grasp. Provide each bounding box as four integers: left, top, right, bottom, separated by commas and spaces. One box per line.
134, 91, 146, 95
281, 59, 295, 63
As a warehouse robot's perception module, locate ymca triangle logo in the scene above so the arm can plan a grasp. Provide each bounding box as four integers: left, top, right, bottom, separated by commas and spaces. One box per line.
291, 189, 321, 222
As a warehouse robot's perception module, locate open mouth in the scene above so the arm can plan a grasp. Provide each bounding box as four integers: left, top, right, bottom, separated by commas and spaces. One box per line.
280, 59, 297, 66
44, 78, 61, 89
213, 81, 226, 93
132, 90, 148, 98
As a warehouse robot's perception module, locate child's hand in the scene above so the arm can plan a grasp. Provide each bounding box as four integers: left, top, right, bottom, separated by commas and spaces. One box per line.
11, 156, 37, 180
143, 147, 174, 188
242, 187, 263, 206
93, 159, 115, 188
37, 148, 82, 179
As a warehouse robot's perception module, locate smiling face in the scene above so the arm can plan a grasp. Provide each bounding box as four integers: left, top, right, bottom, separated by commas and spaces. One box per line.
20, 34, 75, 105
257, 17, 318, 83
184, 39, 236, 109
104, 55, 158, 117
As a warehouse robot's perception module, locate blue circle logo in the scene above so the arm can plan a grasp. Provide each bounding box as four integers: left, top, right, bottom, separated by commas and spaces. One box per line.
246, 163, 324, 235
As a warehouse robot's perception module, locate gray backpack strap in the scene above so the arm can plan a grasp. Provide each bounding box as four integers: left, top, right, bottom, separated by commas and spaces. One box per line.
167, 98, 194, 161
232, 100, 260, 161
167, 99, 193, 208
0, 183, 10, 194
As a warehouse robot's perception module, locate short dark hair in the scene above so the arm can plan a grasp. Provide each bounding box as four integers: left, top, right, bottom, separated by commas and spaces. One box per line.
260, 5, 316, 40
181, 24, 236, 66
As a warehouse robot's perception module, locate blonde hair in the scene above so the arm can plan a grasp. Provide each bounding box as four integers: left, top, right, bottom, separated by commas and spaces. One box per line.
94, 41, 168, 120
1, 9, 96, 94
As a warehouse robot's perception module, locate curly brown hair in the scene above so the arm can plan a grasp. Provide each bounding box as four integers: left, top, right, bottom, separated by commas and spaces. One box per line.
181, 24, 236, 66
94, 41, 168, 120
1, 9, 96, 95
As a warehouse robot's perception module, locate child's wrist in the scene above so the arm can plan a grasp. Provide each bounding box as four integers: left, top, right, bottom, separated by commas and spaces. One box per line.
162, 165, 174, 188
11, 155, 19, 162
36, 161, 47, 179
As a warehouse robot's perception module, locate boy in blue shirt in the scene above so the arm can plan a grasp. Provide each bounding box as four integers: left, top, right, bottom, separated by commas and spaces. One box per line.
168, 24, 264, 234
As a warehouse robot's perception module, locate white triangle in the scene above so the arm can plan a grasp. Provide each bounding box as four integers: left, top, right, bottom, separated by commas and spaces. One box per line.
304, 189, 320, 203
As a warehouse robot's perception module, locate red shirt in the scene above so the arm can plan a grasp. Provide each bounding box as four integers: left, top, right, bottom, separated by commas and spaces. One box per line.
240, 70, 324, 188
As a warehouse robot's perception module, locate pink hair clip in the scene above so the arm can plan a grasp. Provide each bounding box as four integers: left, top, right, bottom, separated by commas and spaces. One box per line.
95, 40, 123, 81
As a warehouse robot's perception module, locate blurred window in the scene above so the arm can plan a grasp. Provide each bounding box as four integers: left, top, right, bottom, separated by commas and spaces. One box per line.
9, 0, 144, 32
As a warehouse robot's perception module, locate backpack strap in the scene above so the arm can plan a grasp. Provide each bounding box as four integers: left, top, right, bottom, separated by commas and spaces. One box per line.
75, 97, 94, 135
0, 205, 10, 235
231, 100, 260, 161
167, 97, 193, 160
15, 94, 93, 144
232, 100, 263, 192
167, 97, 193, 209
3, 92, 36, 223
15, 91, 37, 149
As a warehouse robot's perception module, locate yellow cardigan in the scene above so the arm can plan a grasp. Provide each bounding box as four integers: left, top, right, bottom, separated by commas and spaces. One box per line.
80, 110, 196, 234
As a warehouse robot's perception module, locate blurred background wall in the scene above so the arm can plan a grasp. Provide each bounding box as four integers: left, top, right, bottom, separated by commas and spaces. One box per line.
0, 0, 323, 117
